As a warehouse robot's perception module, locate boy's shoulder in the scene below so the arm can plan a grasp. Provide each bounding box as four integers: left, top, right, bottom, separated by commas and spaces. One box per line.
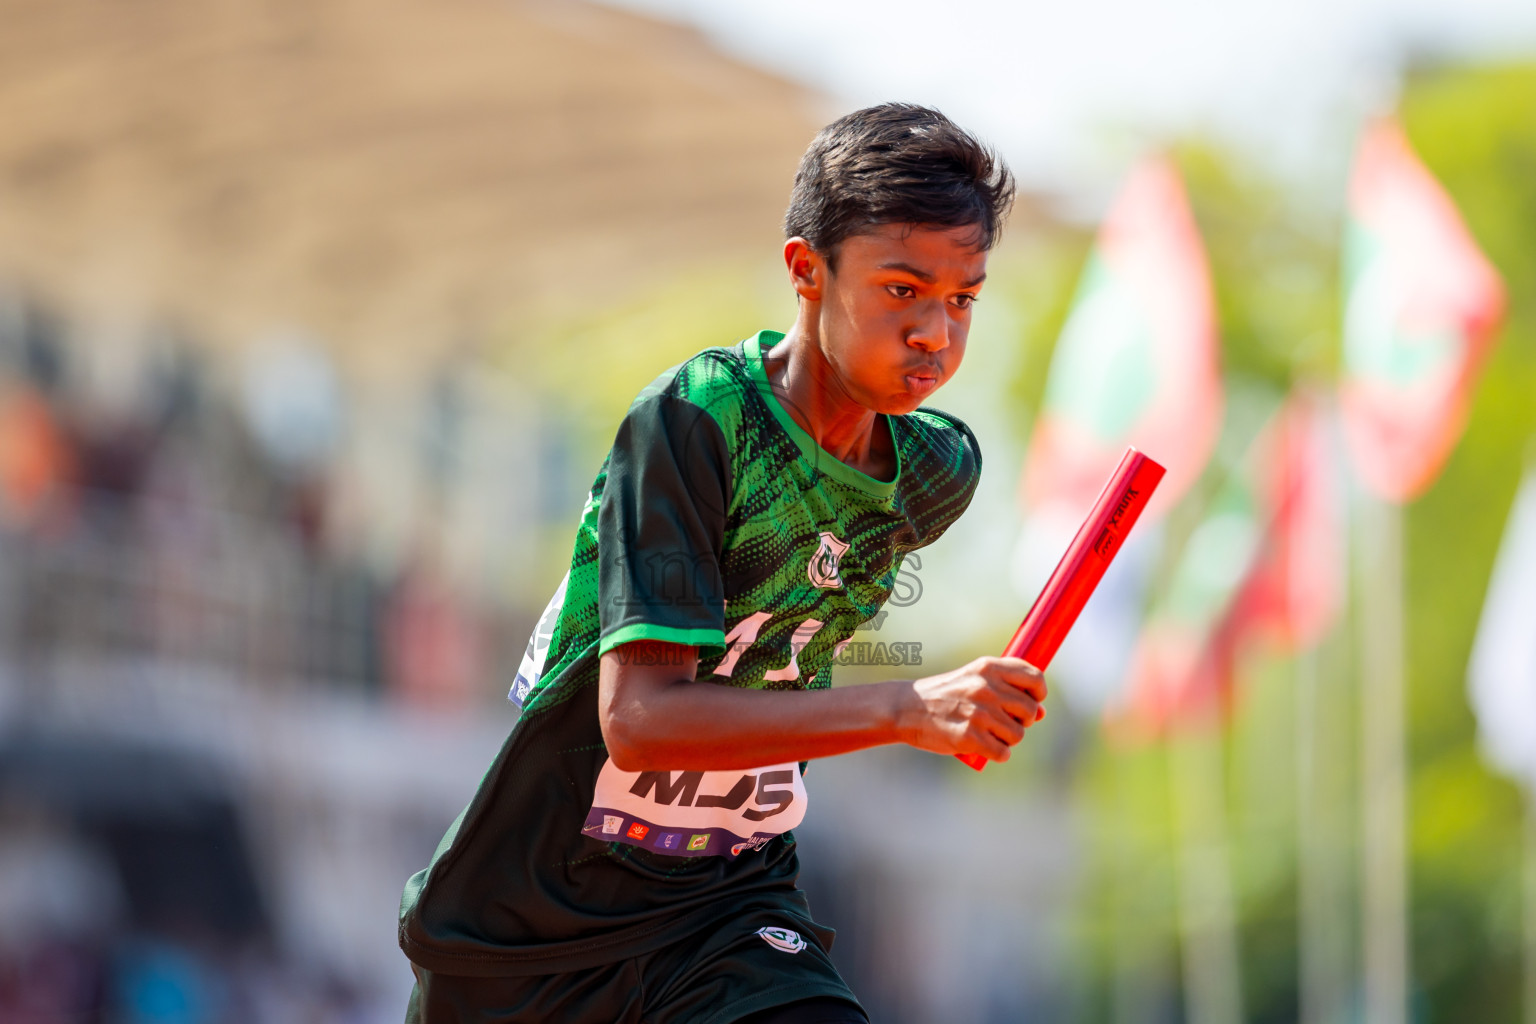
628, 339, 754, 415
898, 405, 983, 481
619, 335, 775, 463
619, 332, 982, 493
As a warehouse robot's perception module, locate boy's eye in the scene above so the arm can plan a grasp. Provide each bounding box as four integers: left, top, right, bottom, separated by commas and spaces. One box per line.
952, 294, 977, 309
886, 284, 916, 299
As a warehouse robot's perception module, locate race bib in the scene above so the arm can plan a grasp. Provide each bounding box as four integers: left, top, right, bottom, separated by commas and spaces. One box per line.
582, 758, 807, 858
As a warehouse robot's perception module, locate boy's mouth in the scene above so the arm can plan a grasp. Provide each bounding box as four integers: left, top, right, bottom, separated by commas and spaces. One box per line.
903, 370, 939, 398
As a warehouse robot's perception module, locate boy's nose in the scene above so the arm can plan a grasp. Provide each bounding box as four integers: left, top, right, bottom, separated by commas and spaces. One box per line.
906, 303, 951, 352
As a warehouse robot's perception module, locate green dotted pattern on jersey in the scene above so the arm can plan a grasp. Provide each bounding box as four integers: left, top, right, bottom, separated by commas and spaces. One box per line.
520, 330, 980, 715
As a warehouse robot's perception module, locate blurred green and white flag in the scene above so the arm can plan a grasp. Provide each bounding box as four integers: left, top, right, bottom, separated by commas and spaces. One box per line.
1012, 157, 1221, 714
1020, 156, 1222, 521
1341, 118, 1505, 503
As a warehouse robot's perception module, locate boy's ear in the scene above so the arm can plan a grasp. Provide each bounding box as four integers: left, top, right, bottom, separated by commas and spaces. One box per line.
783, 238, 825, 302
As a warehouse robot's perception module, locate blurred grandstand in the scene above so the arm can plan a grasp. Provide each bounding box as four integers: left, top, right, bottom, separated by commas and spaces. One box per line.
0, 1, 835, 1019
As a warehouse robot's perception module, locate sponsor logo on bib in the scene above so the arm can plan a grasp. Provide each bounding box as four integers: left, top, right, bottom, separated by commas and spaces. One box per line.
807, 532, 850, 589
730, 836, 772, 857
582, 758, 808, 858
756, 926, 807, 954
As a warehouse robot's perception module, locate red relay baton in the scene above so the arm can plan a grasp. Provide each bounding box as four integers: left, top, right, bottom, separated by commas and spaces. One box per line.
958, 447, 1166, 771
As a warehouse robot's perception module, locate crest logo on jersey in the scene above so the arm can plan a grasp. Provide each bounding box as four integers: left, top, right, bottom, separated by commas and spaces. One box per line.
807, 532, 850, 589
756, 926, 807, 954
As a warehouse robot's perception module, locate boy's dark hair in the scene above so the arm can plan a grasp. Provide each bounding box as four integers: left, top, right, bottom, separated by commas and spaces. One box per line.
783, 103, 1016, 267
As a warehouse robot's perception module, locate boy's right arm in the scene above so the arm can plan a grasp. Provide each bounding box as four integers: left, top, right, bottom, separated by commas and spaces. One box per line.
598, 641, 1046, 772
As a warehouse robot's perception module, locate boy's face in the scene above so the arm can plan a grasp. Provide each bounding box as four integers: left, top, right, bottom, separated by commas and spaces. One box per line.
787, 222, 989, 416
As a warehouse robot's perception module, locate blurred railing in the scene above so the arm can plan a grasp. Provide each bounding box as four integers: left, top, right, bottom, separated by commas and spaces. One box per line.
1, 488, 385, 696
0, 473, 530, 719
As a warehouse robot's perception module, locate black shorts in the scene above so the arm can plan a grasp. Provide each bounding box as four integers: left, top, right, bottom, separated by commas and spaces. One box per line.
404, 908, 867, 1024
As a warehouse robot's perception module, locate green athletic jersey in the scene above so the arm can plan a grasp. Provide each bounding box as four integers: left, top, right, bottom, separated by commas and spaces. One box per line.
399, 330, 981, 978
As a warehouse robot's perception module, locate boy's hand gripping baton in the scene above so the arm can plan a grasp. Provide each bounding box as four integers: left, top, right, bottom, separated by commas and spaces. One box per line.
958, 447, 1166, 771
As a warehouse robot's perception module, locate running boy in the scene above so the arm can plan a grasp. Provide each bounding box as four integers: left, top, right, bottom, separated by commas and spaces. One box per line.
399, 103, 1047, 1024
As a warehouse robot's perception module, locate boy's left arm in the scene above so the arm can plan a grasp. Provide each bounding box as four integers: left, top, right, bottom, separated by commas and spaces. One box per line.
598, 641, 1045, 771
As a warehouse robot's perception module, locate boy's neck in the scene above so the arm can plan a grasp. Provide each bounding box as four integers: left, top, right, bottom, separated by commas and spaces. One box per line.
763, 321, 896, 482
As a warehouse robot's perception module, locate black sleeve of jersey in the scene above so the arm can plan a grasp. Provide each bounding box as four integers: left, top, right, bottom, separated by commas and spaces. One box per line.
597, 390, 733, 656
944, 417, 983, 534
906, 410, 984, 549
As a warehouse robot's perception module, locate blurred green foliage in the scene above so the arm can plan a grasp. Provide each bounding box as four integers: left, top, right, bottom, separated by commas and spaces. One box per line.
516, 263, 794, 465
503, 264, 792, 583
1033, 59, 1536, 1023
1398, 59, 1536, 1024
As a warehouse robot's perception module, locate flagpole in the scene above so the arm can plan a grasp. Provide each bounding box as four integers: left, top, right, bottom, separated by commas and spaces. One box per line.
1298, 591, 1356, 1024
1525, 792, 1536, 1024
1111, 746, 1138, 1024
1296, 644, 1326, 1024
1112, 746, 1159, 1024
1171, 727, 1244, 1024
1359, 493, 1408, 1024
1298, 633, 1354, 1024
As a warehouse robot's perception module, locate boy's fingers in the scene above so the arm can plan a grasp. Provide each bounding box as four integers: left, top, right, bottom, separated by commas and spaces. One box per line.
990, 689, 1040, 727
977, 734, 1011, 762
959, 715, 1011, 762
983, 707, 1027, 747
983, 656, 1047, 700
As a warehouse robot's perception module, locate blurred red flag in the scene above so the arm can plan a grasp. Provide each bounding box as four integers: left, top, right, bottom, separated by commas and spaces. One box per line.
1115, 437, 1263, 738
1232, 393, 1346, 654
1115, 395, 1346, 737
1341, 118, 1506, 503
1021, 157, 1222, 522
1116, 618, 1236, 739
